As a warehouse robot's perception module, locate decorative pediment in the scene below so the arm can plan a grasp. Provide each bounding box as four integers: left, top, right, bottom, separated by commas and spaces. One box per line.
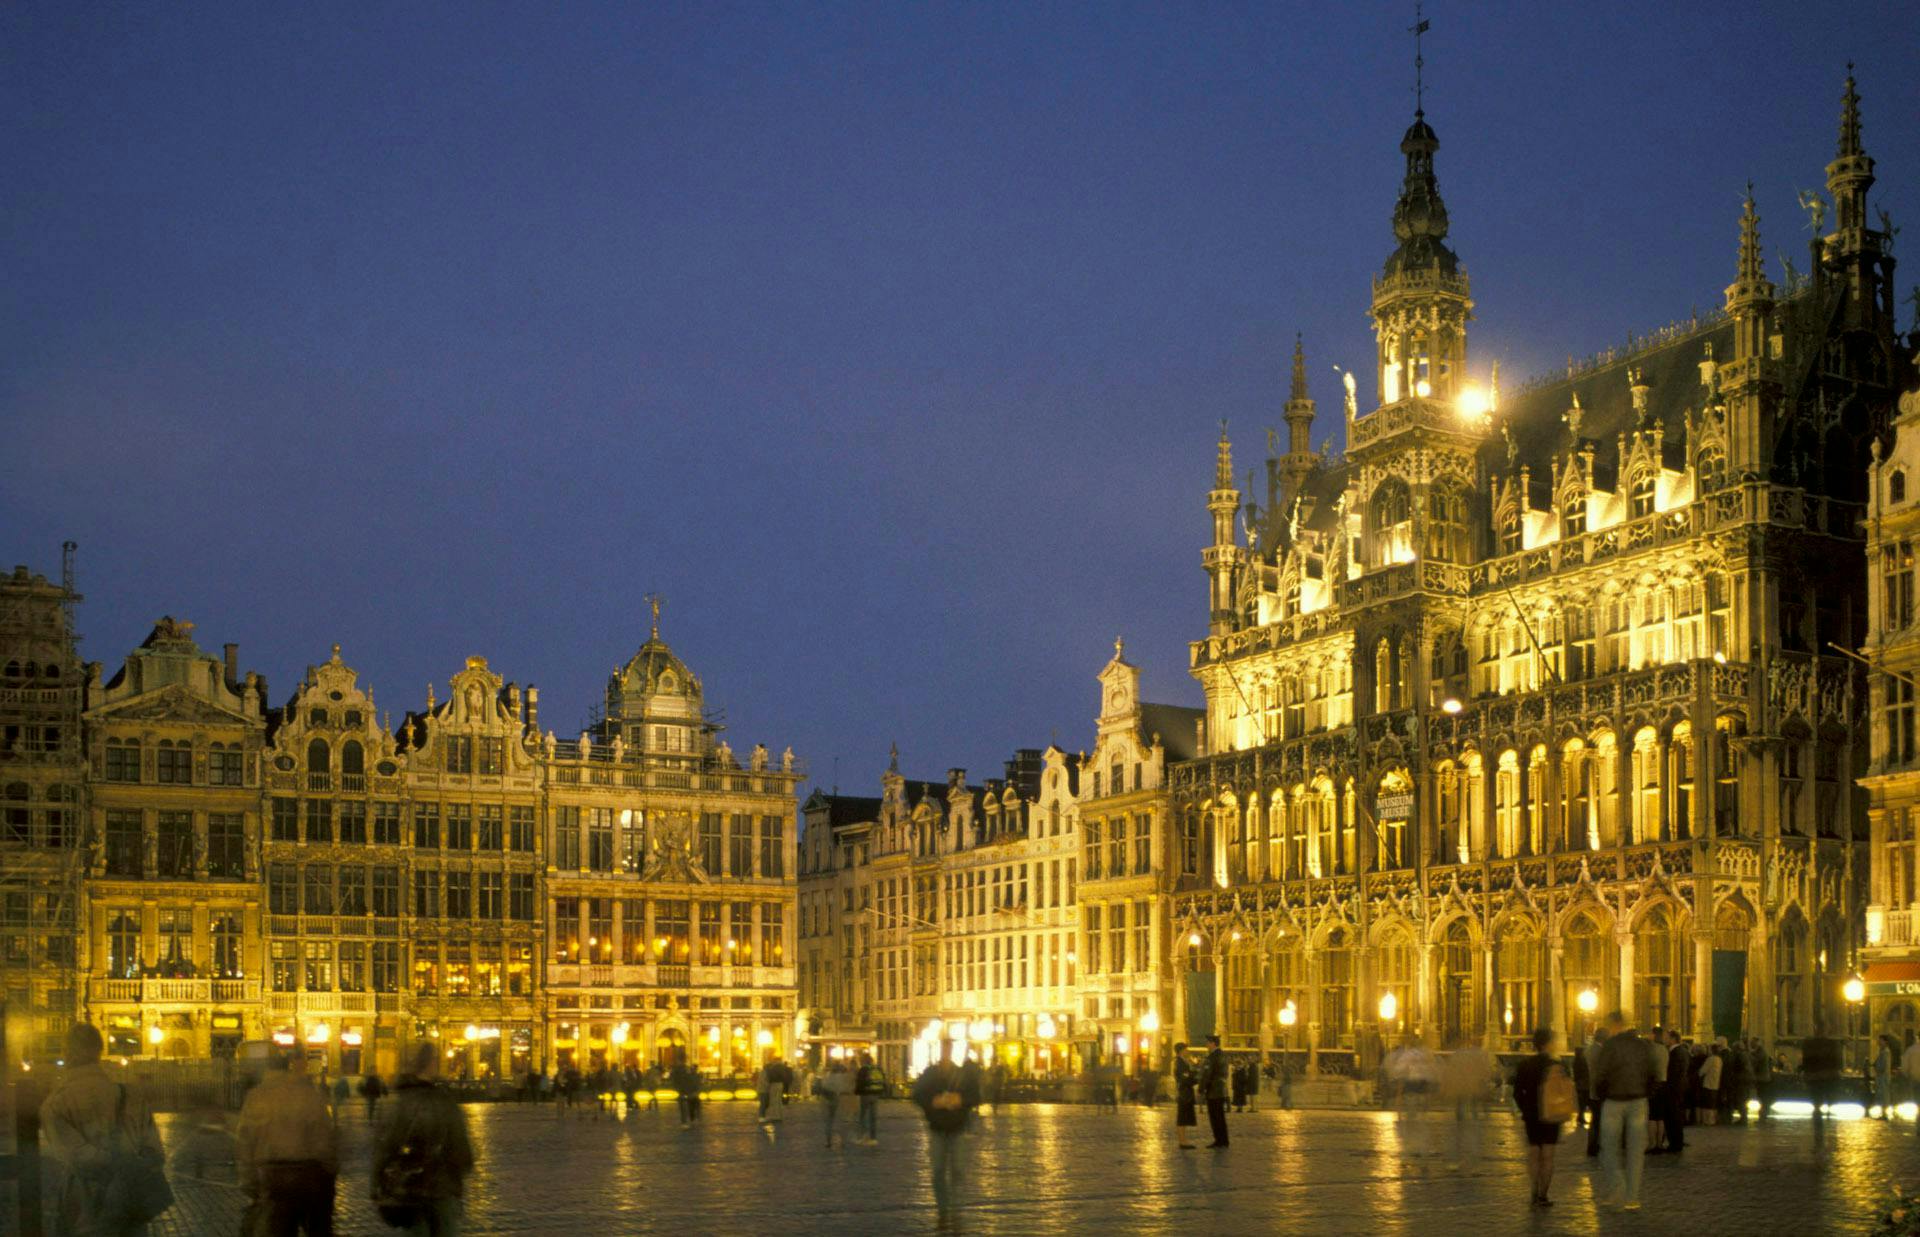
640, 813, 707, 884
93, 685, 250, 728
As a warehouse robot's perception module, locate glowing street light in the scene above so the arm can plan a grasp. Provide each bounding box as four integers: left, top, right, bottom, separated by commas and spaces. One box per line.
611, 1022, 630, 1045
1440, 698, 1462, 715
756, 1029, 774, 1047
1278, 1001, 1298, 1028
1140, 1010, 1161, 1034
1188, 933, 1202, 948
1456, 384, 1489, 420
146, 1025, 165, 1046
1577, 988, 1599, 1016
1378, 992, 1398, 1024
1843, 974, 1866, 1004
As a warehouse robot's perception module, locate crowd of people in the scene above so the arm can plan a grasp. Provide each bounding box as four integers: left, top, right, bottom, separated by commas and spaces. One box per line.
30, 1015, 1920, 1233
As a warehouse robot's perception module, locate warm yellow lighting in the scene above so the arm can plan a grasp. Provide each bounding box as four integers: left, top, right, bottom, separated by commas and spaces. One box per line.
1229, 930, 1241, 943
1457, 384, 1488, 419
611, 1022, 630, 1045
829, 1045, 847, 1060
1065, 951, 1077, 966
307, 1023, 331, 1044
1115, 1035, 1131, 1055
1378, 992, 1398, 1023
1843, 975, 1866, 1004
707, 1026, 721, 1044
1037, 1014, 1057, 1040
756, 1029, 774, 1047
341, 1030, 364, 1047
654, 937, 666, 952
1278, 1001, 1298, 1028
1415, 378, 1433, 398
272, 1030, 296, 1046
464, 1024, 480, 1042
146, 1025, 165, 1046
587, 936, 597, 947
1577, 988, 1599, 1015
1440, 698, 1462, 715
1187, 933, 1201, 948
1713, 650, 1728, 664
927, 1018, 944, 1038
969, 1020, 993, 1044
1141, 1010, 1161, 1034
727, 939, 737, 951
1503, 1005, 1515, 1028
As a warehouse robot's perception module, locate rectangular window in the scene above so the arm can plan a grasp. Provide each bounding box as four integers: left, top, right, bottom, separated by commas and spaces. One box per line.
302, 941, 332, 992
445, 942, 471, 995
478, 804, 503, 849
373, 802, 402, 845
698, 813, 722, 874
760, 904, 783, 964
156, 742, 193, 784
271, 797, 299, 842
413, 869, 440, 918
372, 866, 400, 917
413, 941, 439, 993
509, 805, 534, 852
303, 864, 333, 915
587, 898, 613, 960
446, 805, 472, 850
209, 746, 244, 786
156, 812, 194, 877
699, 901, 723, 964
445, 869, 471, 918
304, 798, 332, 843
1134, 813, 1152, 875
413, 804, 440, 850
444, 737, 472, 774
211, 913, 242, 977
338, 800, 367, 844
338, 864, 367, 916
1085, 905, 1103, 973
271, 940, 298, 991
373, 941, 400, 993
656, 900, 689, 962
554, 807, 580, 870
553, 896, 580, 959
588, 808, 614, 872
760, 814, 784, 878
338, 941, 367, 992
269, 863, 297, 914
729, 814, 752, 877
478, 737, 505, 775
105, 811, 142, 877
105, 740, 141, 782
1135, 899, 1151, 971
478, 870, 503, 919
509, 872, 535, 921
1885, 541, 1915, 631
1888, 677, 1916, 766
156, 905, 191, 968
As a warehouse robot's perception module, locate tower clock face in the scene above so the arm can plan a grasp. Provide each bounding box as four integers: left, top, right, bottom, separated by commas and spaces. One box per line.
1107, 687, 1125, 712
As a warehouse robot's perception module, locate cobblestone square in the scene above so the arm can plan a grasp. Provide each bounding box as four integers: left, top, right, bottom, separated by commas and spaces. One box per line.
148, 1099, 1920, 1235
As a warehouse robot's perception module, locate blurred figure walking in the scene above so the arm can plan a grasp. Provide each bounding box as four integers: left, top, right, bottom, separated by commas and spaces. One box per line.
1200, 1035, 1230, 1148
40, 1022, 170, 1237
237, 1048, 340, 1236
1172, 1043, 1198, 1150
820, 1058, 853, 1148
854, 1052, 887, 1146
1593, 1012, 1658, 1211
912, 1057, 976, 1226
372, 1043, 475, 1237
1510, 1028, 1571, 1209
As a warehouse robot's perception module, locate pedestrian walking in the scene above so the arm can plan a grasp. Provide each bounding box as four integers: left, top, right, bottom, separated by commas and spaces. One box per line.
1230, 1060, 1249, 1112
1643, 1028, 1668, 1153
1871, 1035, 1894, 1120
1592, 1011, 1658, 1211
820, 1058, 853, 1147
1172, 1043, 1198, 1150
757, 1056, 791, 1142
237, 1047, 340, 1236
1700, 1040, 1725, 1124
959, 1057, 984, 1128
1722, 1036, 1748, 1123
673, 1061, 704, 1126
1800, 1023, 1844, 1147
1903, 1031, 1920, 1129
1571, 1041, 1591, 1129
371, 1043, 475, 1237
854, 1052, 887, 1146
1663, 1030, 1689, 1153
1510, 1028, 1573, 1209
911, 1057, 976, 1224
361, 1073, 387, 1122
1749, 1038, 1775, 1120
1200, 1034, 1230, 1148
1583, 1026, 1609, 1158
39, 1022, 172, 1237
1442, 1036, 1493, 1170
641, 1064, 661, 1111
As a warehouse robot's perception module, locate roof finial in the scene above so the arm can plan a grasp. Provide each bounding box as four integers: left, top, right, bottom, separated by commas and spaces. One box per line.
1289, 333, 1308, 401
1215, 420, 1234, 488
1838, 62, 1862, 159
646, 594, 661, 640
1114, 634, 1125, 661
1410, 3, 1431, 116
1737, 186, 1765, 285
888, 742, 899, 773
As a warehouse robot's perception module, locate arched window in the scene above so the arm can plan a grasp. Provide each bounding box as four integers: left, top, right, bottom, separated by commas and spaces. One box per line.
1562, 490, 1588, 538
1696, 449, 1726, 493
1590, 730, 1619, 847
1631, 727, 1661, 843
341, 740, 365, 776
1426, 483, 1470, 563
307, 738, 330, 774
1775, 911, 1808, 1038
1370, 479, 1414, 567
1319, 927, 1353, 1047
1495, 923, 1541, 1046
1374, 639, 1394, 714
1376, 926, 1416, 1036
1635, 906, 1691, 1034
1495, 750, 1522, 858
1892, 469, 1908, 505
1670, 722, 1694, 840
1438, 919, 1478, 1045
1498, 502, 1522, 555
1561, 913, 1613, 1048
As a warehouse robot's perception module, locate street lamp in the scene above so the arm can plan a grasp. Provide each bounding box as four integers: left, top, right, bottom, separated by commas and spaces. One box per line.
1843, 974, 1866, 1005
1140, 1009, 1161, 1034
1576, 988, 1599, 1016
146, 1025, 165, 1047
1377, 992, 1398, 1025
1440, 698, 1462, 715
1188, 933, 1202, 948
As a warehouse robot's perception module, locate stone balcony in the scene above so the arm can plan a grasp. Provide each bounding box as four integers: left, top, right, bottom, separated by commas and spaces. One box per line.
92, 977, 257, 1005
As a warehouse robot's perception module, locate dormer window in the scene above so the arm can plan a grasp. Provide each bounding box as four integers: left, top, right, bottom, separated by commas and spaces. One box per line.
1696, 449, 1726, 494
1562, 492, 1587, 538
1498, 506, 1522, 556
1629, 473, 1656, 519
1891, 469, 1907, 505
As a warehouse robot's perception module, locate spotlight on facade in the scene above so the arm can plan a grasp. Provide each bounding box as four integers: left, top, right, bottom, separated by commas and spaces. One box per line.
1843, 975, 1866, 1004
1440, 698, 1462, 715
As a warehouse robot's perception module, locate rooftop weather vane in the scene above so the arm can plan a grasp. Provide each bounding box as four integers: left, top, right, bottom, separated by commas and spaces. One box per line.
645, 593, 661, 640
1410, 3, 1431, 114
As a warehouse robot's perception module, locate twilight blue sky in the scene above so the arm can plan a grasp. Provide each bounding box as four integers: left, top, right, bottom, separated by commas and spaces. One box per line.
5, 3, 1917, 793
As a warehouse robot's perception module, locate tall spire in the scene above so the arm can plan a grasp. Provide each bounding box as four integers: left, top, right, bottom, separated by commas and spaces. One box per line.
1289, 334, 1309, 402
1283, 335, 1316, 462
1826, 64, 1876, 235
1215, 420, 1234, 488
1737, 185, 1765, 285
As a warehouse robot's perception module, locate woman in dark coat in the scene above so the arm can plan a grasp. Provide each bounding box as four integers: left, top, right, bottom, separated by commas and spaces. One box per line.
1509, 1027, 1565, 1209
1172, 1043, 1198, 1149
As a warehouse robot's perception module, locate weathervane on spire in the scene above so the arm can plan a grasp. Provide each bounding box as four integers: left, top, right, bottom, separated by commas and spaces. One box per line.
645, 594, 662, 640
1410, 3, 1431, 114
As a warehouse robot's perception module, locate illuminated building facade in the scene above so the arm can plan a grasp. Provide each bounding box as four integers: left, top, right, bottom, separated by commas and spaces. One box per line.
1860, 383, 1920, 1042
0, 562, 85, 1061
1169, 78, 1910, 1069
80, 619, 268, 1061
540, 619, 800, 1075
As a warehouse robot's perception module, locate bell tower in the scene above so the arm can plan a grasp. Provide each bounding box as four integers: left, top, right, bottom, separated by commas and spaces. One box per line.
1370, 108, 1473, 408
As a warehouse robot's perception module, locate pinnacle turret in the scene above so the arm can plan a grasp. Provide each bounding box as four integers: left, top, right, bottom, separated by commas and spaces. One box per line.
1737, 189, 1766, 287
1214, 422, 1234, 489
1826, 65, 1876, 235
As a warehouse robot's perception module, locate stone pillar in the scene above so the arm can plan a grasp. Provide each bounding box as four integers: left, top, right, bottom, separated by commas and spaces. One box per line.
1482, 941, 1498, 1050
1749, 920, 1773, 1050
1616, 929, 1636, 1022
1548, 939, 1567, 1045
1692, 930, 1715, 1041
1302, 948, 1320, 1072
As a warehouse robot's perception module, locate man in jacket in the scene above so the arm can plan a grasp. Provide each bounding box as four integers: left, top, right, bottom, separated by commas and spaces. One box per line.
912, 1057, 975, 1221
1800, 1021, 1844, 1147
854, 1052, 886, 1146
372, 1043, 475, 1236
237, 1048, 340, 1235
1201, 1035, 1230, 1148
1592, 1012, 1658, 1210
40, 1022, 166, 1237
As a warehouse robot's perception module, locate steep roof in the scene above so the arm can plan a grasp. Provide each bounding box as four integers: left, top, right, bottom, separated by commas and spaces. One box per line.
1139, 702, 1205, 761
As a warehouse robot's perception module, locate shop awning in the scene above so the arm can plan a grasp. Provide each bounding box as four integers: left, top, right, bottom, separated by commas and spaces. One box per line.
1864, 960, 1920, 996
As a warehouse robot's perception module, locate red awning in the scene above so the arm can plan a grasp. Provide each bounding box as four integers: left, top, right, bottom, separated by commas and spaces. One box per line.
1864, 960, 1920, 982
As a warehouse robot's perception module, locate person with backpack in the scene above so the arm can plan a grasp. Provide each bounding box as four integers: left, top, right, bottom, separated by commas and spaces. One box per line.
237, 1047, 340, 1235
911, 1056, 975, 1221
1510, 1027, 1573, 1209
854, 1051, 887, 1146
40, 1022, 172, 1236
372, 1042, 475, 1236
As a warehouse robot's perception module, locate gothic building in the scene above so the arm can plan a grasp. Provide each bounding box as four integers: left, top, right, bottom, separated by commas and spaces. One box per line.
1169, 76, 1912, 1069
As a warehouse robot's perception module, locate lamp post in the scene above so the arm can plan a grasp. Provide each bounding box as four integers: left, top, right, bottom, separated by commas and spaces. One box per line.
1843, 974, 1866, 1068
1278, 999, 1298, 1065
1576, 987, 1599, 1048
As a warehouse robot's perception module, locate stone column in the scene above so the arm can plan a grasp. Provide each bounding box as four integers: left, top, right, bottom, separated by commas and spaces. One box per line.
1303, 947, 1320, 1072
1481, 940, 1497, 1050
1616, 928, 1636, 1022
1548, 939, 1567, 1045
1692, 930, 1715, 1041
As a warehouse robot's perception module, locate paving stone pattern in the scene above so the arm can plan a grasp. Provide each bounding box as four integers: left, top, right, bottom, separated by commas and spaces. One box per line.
141, 1099, 1920, 1235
